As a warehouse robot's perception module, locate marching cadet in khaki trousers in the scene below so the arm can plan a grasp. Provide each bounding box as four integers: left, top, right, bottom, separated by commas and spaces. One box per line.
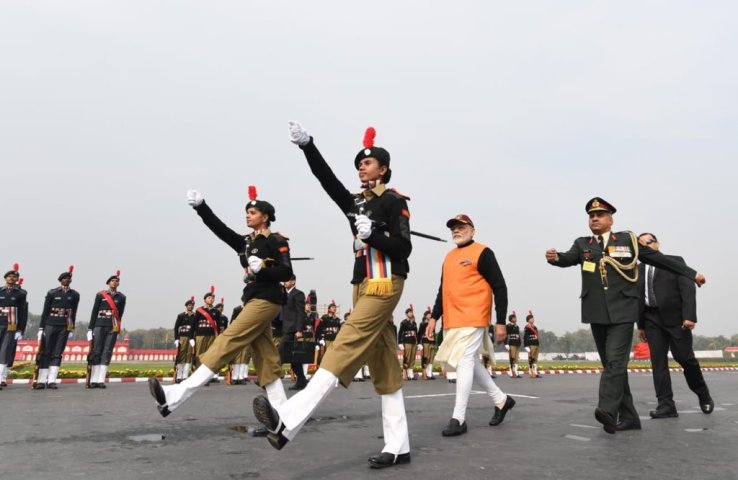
253, 122, 412, 469
149, 186, 293, 417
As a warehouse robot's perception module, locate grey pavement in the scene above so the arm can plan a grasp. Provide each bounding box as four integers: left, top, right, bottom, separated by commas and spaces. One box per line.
1, 372, 736, 480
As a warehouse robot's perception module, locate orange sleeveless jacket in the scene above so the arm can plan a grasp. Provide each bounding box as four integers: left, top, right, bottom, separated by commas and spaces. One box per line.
441, 242, 493, 329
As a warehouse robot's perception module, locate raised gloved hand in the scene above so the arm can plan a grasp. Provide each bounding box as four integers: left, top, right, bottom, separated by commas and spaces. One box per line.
288, 121, 310, 146
186, 189, 204, 207
174, 339, 180, 347
524, 346, 531, 353
189, 339, 196, 348
37, 330, 44, 341
247, 256, 263, 273
504, 344, 510, 351
416, 344, 423, 351
87, 331, 93, 342
14, 332, 22, 341
398, 344, 404, 351
354, 214, 373, 240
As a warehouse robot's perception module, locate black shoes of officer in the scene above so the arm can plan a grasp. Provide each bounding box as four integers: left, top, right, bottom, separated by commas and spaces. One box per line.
650, 406, 678, 419
489, 396, 516, 426
594, 408, 616, 434
148, 377, 170, 417
615, 419, 642, 431
699, 394, 715, 414
368, 452, 411, 469
442, 418, 467, 436
47, 382, 58, 390
252, 395, 289, 450
33, 383, 46, 390
288, 380, 308, 391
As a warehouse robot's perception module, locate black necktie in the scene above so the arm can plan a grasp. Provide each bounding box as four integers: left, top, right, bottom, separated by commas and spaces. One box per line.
597, 235, 604, 251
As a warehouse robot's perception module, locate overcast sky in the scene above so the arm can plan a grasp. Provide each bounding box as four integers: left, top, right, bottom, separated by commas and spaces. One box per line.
1, 1, 736, 337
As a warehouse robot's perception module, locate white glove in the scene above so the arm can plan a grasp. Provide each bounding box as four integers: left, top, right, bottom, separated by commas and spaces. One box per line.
525, 346, 531, 353
319, 339, 326, 346
68, 332, 74, 340
14, 332, 22, 341
174, 339, 180, 347
186, 189, 204, 207
189, 339, 196, 347
288, 121, 310, 146
417, 344, 423, 351
247, 255, 263, 273
354, 214, 373, 240
315, 344, 321, 351
504, 344, 510, 351
398, 344, 404, 351
37, 330, 44, 341
87, 331, 94, 342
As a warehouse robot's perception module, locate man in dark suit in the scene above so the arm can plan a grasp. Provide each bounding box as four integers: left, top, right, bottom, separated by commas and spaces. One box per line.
546, 197, 706, 434
281, 275, 308, 390
637, 233, 713, 418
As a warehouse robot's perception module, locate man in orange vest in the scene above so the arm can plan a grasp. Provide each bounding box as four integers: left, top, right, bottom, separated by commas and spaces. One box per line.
425, 214, 515, 437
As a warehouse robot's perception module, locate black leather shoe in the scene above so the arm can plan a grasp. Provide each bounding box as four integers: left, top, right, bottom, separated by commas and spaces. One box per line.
699, 394, 714, 414
594, 408, 616, 434
33, 383, 46, 390
147, 377, 170, 417
448, 379, 456, 384
442, 418, 467, 436
0, 381, 7, 387
650, 407, 678, 419
251, 426, 269, 437
615, 419, 642, 431
47, 383, 58, 390
267, 431, 289, 450
252, 395, 282, 433
368, 452, 411, 469
489, 396, 516, 426
243, 378, 250, 384
99, 382, 106, 389
90, 383, 100, 389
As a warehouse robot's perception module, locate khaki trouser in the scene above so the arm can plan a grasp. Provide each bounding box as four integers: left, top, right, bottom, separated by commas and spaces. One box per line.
402, 344, 416, 369
176, 336, 194, 364
193, 335, 215, 368
317, 340, 334, 365
528, 345, 539, 365
508, 345, 520, 366
199, 299, 282, 386
422, 343, 436, 367
320, 275, 405, 394
234, 345, 253, 365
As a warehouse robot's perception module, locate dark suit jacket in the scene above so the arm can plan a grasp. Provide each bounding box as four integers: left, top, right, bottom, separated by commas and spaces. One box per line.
637, 256, 697, 329
282, 287, 306, 335
551, 231, 697, 325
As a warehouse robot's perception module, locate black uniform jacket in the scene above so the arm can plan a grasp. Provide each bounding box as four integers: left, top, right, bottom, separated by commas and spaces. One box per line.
89, 290, 126, 329
506, 324, 521, 346
300, 138, 412, 284
174, 312, 196, 339
550, 231, 697, 325
316, 314, 341, 342
637, 256, 697, 329
194, 201, 293, 305
398, 319, 418, 345
282, 287, 306, 335
523, 325, 539, 347
0, 285, 28, 333
41, 287, 80, 329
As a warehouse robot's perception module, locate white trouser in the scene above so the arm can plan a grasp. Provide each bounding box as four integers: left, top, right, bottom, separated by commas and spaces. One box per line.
380, 389, 411, 454
276, 369, 338, 441
161, 365, 215, 412
182, 363, 191, 379
425, 364, 433, 378
48, 366, 60, 383
452, 328, 506, 423
38, 368, 49, 384
406, 368, 414, 379
354, 367, 364, 379
0, 364, 7, 381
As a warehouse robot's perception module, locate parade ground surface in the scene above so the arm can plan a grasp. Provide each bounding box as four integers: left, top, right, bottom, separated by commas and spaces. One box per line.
2, 371, 736, 480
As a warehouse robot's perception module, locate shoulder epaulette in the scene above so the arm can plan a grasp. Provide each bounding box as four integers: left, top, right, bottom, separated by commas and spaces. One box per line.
273, 231, 290, 241
388, 188, 411, 201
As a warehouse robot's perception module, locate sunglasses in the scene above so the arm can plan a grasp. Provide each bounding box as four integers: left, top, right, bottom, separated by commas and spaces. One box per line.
644, 239, 656, 245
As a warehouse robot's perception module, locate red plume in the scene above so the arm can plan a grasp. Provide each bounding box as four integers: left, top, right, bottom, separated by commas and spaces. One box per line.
529, 310, 533, 316
410, 303, 414, 311
13, 263, 19, 272
69, 265, 74, 273
248, 186, 257, 201
220, 297, 224, 304
19, 278, 24, 286
363, 127, 376, 148
116, 270, 120, 277
513, 310, 517, 316
190, 296, 195, 302
210, 285, 215, 294
426, 305, 431, 312
331, 298, 336, 305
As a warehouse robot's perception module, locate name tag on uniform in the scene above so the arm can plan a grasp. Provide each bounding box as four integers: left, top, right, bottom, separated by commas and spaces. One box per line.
608, 245, 632, 258
582, 261, 596, 272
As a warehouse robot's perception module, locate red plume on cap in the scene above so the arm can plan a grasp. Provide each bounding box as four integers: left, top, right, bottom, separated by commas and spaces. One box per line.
426, 305, 431, 312
410, 304, 414, 310
19, 278, 24, 286
513, 310, 517, 316
248, 186, 257, 201
220, 297, 224, 304
210, 285, 215, 294
529, 310, 533, 316
116, 270, 120, 277
69, 265, 74, 273
13, 263, 19, 272
363, 127, 376, 148
190, 296, 195, 302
